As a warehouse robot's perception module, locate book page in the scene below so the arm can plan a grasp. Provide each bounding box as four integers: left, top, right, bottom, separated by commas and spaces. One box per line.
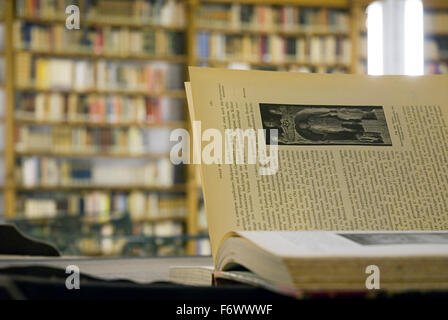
188, 67, 448, 259
236, 231, 448, 258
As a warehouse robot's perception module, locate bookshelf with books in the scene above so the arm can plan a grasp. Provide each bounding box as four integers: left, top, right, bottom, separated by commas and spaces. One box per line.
192, 0, 353, 73
424, 0, 448, 74
1, 0, 199, 257
0, 0, 372, 256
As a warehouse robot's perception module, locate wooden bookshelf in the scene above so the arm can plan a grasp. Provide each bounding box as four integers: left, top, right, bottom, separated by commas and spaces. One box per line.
2, 0, 194, 257
17, 15, 187, 31
423, 0, 448, 9
15, 118, 186, 129
15, 150, 172, 159
195, 26, 350, 37
197, 57, 350, 68
11, 213, 186, 224
16, 86, 186, 98
192, 0, 355, 71
1, 0, 373, 257
202, 0, 349, 7
4, 0, 15, 219
15, 185, 186, 192
15, 49, 188, 63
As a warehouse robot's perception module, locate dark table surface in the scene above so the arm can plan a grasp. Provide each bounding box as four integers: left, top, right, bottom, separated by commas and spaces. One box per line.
0, 255, 213, 283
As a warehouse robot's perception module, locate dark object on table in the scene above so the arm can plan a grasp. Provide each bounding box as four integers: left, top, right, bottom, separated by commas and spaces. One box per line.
0, 224, 60, 257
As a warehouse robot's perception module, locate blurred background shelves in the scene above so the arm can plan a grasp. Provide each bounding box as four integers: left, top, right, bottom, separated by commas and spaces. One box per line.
0, 0, 446, 258
0, 0, 199, 257
192, 0, 354, 72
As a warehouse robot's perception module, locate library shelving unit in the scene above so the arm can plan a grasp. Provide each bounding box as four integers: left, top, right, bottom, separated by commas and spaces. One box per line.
423, 0, 448, 74
189, 0, 356, 73
2, 0, 210, 257
0, 0, 372, 257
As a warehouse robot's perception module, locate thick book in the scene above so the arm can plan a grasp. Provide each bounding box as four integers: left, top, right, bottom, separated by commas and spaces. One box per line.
172, 68, 448, 294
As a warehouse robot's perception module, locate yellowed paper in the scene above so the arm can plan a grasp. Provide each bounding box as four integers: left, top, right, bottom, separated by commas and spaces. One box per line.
188, 67, 448, 260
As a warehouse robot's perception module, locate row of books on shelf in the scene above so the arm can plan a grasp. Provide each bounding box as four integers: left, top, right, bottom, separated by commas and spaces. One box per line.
77, 224, 186, 256
197, 3, 349, 33
130, 220, 184, 238
128, 190, 185, 220
197, 33, 351, 66
425, 61, 448, 74
424, 11, 448, 34
19, 191, 186, 221
15, 22, 186, 57
19, 157, 182, 188
16, 126, 178, 155
16, 0, 187, 27
17, 92, 184, 124
425, 37, 448, 61
15, 52, 184, 92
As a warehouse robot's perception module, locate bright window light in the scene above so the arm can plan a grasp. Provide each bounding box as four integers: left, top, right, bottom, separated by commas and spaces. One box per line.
367, 2, 384, 76
404, 0, 424, 75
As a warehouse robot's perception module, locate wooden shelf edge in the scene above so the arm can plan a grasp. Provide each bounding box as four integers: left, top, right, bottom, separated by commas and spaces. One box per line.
15, 185, 187, 192
15, 48, 187, 63
195, 26, 350, 37
15, 150, 172, 159
15, 86, 186, 98
198, 57, 350, 68
200, 0, 349, 8
15, 118, 186, 129
16, 15, 187, 31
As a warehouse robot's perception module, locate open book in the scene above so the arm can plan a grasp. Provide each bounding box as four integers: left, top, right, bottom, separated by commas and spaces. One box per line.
171, 68, 448, 294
